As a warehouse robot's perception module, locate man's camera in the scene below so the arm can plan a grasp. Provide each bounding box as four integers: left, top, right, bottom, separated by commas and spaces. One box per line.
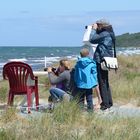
44, 67, 59, 76
44, 67, 48, 71
44, 67, 56, 72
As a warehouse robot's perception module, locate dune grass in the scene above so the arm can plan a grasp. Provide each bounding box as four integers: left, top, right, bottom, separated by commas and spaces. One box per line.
0, 102, 140, 140
0, 55, 140, 140
110, 55, 140, 105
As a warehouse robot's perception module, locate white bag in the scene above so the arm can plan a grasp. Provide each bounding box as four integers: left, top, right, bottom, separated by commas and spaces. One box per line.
101, 57, 118, 71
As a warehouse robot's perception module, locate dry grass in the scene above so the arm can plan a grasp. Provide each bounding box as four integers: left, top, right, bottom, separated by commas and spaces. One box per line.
0, 102, 140, 140
109, 55, 140, 105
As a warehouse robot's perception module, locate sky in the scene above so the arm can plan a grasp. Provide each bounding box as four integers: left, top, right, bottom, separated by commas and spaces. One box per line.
0, 0, 140, 46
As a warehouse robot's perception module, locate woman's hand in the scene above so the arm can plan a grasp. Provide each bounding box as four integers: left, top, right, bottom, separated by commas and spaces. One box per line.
92, 23, 98, 30
47, 67, 52, 73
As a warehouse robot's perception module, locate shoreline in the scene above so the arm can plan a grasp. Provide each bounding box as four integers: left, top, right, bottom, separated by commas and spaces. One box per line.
33, 71, 48, 75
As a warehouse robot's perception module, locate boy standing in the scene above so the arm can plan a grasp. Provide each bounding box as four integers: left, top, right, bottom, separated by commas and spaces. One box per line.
74, 48, 98, 111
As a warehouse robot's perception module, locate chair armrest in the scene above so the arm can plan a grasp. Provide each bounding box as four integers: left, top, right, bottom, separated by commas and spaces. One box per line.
3, 71, 8, 80
34, 76, 38, 86
27, 75, 38, 86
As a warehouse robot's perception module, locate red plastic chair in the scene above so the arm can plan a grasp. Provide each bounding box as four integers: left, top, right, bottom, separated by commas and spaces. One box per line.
3, 61, 39, 113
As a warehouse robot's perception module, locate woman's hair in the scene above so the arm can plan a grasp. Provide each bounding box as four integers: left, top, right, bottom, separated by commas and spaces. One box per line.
80, 48, 89, 57
96, 19, 116, 43
96, 19, 111, 32
59, 59, 71, 70
96, 19, 110, 27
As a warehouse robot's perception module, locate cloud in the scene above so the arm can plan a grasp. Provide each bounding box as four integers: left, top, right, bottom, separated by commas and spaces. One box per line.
20, 10, 30, 14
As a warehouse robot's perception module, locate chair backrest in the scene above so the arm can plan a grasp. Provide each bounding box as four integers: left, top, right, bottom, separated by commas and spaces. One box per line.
3, 61, 35, 93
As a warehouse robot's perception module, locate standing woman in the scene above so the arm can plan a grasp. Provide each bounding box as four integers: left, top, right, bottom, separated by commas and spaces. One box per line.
89, 19, 116, 110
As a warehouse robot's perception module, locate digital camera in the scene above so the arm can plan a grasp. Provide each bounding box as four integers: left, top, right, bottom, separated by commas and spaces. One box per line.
44, 67, 56, 72
44, 67, 59, 76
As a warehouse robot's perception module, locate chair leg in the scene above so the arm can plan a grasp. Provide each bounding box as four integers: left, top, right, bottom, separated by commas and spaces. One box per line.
35, 90, 39, 110
27, 87, 32, 113
8, 92, 14, 106
7, 92, 11, 105
10, 94, 14, 106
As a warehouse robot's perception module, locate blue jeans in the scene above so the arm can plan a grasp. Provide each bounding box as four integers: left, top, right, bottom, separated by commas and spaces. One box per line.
76, 88, 93, 110
49, 87, 67, 102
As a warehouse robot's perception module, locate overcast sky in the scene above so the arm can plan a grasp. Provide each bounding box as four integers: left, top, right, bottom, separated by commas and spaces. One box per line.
0, 0, 140, 46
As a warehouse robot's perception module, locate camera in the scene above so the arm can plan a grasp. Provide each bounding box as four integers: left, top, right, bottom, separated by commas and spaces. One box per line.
44, 67, 48, 71
44, 67, 56, 72
44, 67, 59, 76
51, 67, 57, 73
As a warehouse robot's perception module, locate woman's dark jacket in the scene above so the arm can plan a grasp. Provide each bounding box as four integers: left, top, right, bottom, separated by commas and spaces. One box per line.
89, 26, 115, 63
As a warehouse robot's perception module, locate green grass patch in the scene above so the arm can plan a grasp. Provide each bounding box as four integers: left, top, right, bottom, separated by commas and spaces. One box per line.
123, 71, 140, 80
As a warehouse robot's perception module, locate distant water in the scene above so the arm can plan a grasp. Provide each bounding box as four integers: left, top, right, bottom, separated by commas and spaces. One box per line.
0, 46, 140, 73
0, 47, 81, 72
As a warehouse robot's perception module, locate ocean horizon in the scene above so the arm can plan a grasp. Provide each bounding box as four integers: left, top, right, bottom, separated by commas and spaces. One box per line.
0, 46, 140, 73
0, 46, 81, 72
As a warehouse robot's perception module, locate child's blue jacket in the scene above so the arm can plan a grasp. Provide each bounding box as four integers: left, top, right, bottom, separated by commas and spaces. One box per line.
74, 57, 98, 89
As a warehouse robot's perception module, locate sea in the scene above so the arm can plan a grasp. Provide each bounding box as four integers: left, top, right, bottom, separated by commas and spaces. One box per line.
0, 47, 81, 73
0, 46, 140, 73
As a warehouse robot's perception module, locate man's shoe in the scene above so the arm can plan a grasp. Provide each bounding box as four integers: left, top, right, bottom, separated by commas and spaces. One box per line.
100, 105, 108, 111
63, 93, 70, 102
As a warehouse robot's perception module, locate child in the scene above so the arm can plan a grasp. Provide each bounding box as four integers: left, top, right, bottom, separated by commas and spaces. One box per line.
83, 25, 102, 109
74, 48, 98, 111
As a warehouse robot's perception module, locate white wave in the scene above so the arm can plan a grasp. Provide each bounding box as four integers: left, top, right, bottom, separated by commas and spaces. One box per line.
56, 49, 60, 52
31, 60, 45, 62
8, 58, 27, 62
66, 55, 78, 59
117, 47, 140, 56
29, 62, 52, 66
44, 56, 60, 62
0, 62, 6, 67
30, 56, 60, 62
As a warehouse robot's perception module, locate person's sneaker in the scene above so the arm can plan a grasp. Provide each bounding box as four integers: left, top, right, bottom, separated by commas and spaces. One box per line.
20, 107, 26, 113
63, 93, 70, 102
47, 103, 54, 110
56, 99, 60, 102
108, 106, 115, 113
20, 105, 28, 113
102, 108, 109, 112
100, 105, 108, 111
102, 108, 111, 115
